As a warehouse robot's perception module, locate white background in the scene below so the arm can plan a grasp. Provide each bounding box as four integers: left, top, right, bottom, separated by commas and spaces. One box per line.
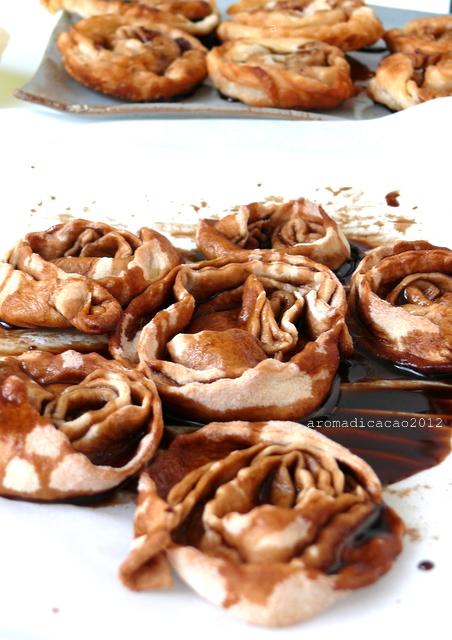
376, 0, 449, 11
0, 1, 451, 639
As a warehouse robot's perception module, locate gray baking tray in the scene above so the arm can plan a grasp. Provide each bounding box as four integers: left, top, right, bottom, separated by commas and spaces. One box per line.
15, 3, 434, 119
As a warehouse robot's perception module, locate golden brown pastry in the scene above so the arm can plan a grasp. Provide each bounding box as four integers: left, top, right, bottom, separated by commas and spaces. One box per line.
197, 198, 350, 269
0, 324, 108, 356
385, 16, 452, 57
207, 38, 355, 109
41, 0, 220, 36
120, 421, 404, 627
57, 13, 207, 101
368, 51, 452, 111
110, 254, 352, 422
0, 350, 163, 500
23, 219, 181, 306
0, 238, 121, 334
218, 0, 384, 52
349, 240, 452, 372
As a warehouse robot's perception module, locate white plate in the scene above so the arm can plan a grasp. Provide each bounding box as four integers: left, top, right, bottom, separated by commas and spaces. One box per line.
0, 102, 451, 640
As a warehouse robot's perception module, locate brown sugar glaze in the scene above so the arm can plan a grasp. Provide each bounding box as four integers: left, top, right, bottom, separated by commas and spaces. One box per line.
166, 243, 451, 487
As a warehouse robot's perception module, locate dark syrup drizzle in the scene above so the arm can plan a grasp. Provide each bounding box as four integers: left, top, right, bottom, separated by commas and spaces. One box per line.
345, 55, 375, 82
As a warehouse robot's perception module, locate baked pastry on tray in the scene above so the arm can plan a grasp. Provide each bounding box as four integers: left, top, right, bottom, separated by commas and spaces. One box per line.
349, 240, 452, 371
0, 350, 163, 500
42, 0, 220, 36
385, 16, 452, 57
368, 51, 452, 111
57, 13, 208, 101
21, 218, 181, 306
120, 421, 404, 626
218, 0, 384, 52
197, 198, 350, 268
207, 38, 356, 109
110, 253, 352, 421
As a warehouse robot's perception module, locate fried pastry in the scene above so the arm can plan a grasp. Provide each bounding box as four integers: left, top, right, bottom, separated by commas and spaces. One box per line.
42, 0, 220, 36
385, 16, 452, 57
0, 238, 121, 334
57, 13, 207, 101
349, 240, 452, 371
218, 0, 384, 52
368, 51, 452, 111
110, 254, 352, 421
120, 421, 404, 626
207, 38, 355, 109
0, 324, 108, 356
23, 219, 181, 306
0, 350, 163, 500
197, 198, 350, 269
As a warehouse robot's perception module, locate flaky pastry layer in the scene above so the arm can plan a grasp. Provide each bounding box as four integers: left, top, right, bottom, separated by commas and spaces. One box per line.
110, 254, 352, 422
368, 51, 452, 111
349, 240, 452, 371
57, 12, 207, 100
0, 350, 163, 500
120, 421, 403, 626
218, 1, 383, 52
197, 198, 350, 268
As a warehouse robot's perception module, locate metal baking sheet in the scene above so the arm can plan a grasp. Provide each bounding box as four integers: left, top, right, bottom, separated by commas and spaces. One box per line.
15, 4, 434, 119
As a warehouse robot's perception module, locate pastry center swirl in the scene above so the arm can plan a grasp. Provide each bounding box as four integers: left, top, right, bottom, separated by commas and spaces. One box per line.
385, 273, 452, 313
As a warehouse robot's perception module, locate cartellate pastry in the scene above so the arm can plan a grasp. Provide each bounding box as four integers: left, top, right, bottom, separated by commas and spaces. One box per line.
120, 421, 404, 627
218, 0, 384, 52
0, 234, 121, 334
207, 39, 355, 109
22, 218, 181, 306
368, 51, 452, 111
0, 350, 163, 500
385, 16, 452, 57
0, 324, 109, 356
41, 0, 220, 36
110, 253, 352, 422
57, 13, 207, 101
197, 198, 350, 269
349, 240, 452, 371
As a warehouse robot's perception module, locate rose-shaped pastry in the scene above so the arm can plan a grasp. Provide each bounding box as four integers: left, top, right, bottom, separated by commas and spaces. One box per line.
197, 198, 350, 269
111, 253, 352, 421
218, 0, 384, 52
349, 241, 452, 371
207, 39, 356, 110
23, 219, 181, 306
0, 237, 121, 334
120, 421, 404, 627
385, 16, 452, 57
42, 0, 220, 36
368, 51, 452, 111
57, 12, 207, 101
0, 350, 163, 500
